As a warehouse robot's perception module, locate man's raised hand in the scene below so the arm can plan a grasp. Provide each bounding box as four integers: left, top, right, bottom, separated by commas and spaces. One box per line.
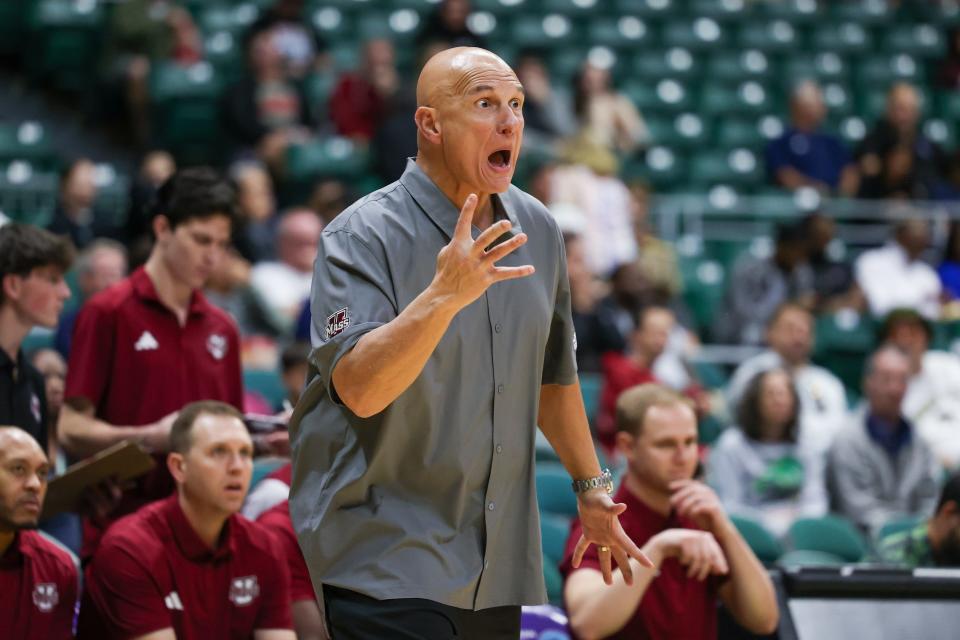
431, 193, 535, 310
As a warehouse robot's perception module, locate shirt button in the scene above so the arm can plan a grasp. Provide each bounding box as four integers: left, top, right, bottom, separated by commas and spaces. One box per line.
497, 384, 504, 394
488, 501, 495, 511
496, 444, 503, 454
494, 323, 502, 333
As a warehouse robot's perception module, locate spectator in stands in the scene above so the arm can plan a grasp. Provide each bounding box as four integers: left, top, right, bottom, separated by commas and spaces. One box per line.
281, 342, 310, 410
515, 49, 576, 153
710, 368, 829, 536
0, 427, 78, 639
250, 208, 322, 335
102, 0, 203, 145
766, 81, 859, 196
877, 471, 960, 567
714, 221, 815, 345
855, 218, 941, 320
126, 150, 176, 268
561, 384, 778, 639
828, 346, 941, 535
48, 159, 116, 250
58, 168, 244, 561
204, 246, 276, 338
938, 221, 960, 301
595, 261, 647, 350
54, 239, 128, 357
29, 350, 66, 468
77, 401, 295, 639
572, 61, 649, 157
329, 38, 400, 142
630, 183, 682, 304
880, 308, 960, 469
564, 232, 618, 374
416, 0, 486, 50
308, 178, 351, 226
936, 28, 960, 91
231, 161, 279, 264
247, 0, 328, 80
0, 224, 73, 451
800, 213, 863, 313
727, 303, 848, 456
856, 83, 949, 200
258, 500, 328, 640
220, 28, 314, 167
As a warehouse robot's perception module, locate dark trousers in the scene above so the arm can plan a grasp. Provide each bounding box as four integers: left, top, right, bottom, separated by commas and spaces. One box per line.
322, 585, 521, 640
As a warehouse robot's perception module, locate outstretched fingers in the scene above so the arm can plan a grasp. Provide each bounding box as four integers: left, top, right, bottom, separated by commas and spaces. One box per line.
453, 193, 478, 241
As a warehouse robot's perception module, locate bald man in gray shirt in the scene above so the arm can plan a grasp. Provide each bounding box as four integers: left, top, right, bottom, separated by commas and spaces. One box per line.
289, 47, 651, 639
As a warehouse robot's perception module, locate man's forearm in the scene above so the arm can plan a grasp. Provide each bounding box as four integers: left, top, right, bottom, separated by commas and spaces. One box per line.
538, 382, 602, 480
714, 519, 779, 634
331, 285, 459, 418
58, 404, 151, 459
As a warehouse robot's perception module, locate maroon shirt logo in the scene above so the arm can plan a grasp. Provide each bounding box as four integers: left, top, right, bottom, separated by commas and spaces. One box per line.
32, 582, 58, 613
325, 307, 350, 340
228, 575, 260, 607
206, 334, 228, 361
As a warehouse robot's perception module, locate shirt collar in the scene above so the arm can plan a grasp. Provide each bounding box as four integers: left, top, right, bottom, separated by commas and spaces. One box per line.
398, 158, 523, 241
131, 267, 209, 317
163, 494, 236, 562
866, 412, 912, 458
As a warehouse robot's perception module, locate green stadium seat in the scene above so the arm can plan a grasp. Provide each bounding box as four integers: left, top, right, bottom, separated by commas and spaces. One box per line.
614, 0, 680, 20
26, 0, 105, 93
812, 310, 874, 394
285, 137, 371, 183
627, 146, 687, 192
198, 3, 260, 36
690, 359, 728, 390
579, 372, 602, 424
0, 0, 30, 55
834, 116, 869, 146
21, 328, 55, 355
0, 165, 58, 227
632, 48, 699, 83
681, 258, 726, 334
251, 456, 287, 489
699, 81, 772, 117
876, 515, 923, 544
827, 0, 893, 26
623, 78, 695, 114
536, 464, 578, 518
470, 0, 535, 16
149, 62, 224, 164
244, 369, 287, 410
737, 20, 800, 54
810, 23, 874, 56
310, 6, 357, 45
882, 24, 945, 59
540, 513, 572, 564
688, 0, 751, 22
788, 515, 869, 563
662, 18, 730, 52
543, 554, 564, 605
698, 414, 725, 447
730, 514, 784, 565
783, 52, 850, 86
757, 0, 823, 25
855, 54, 922, 94
923, 118, 957, 150
821, 83, 855, 120
542, 0, 604, 18
689, 148, 763, 189
714, 118, 766, 151
92, 165, 130, 230
777, 549, 845, 567
204, 31, 243, 83
509, 13, 579, 49
705, 50, 774, 84
0, 122, 56, 171
588, 16, 655, 50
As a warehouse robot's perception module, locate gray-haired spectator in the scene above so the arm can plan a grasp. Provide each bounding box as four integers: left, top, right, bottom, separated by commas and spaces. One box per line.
828, 347, 941, 535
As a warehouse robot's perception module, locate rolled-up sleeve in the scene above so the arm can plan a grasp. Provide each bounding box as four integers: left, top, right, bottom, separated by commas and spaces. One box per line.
309, 229, 398, 405
541, 224, 578, 386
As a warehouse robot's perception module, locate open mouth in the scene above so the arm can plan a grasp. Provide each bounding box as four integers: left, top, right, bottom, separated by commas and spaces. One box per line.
224, 483, 244, 494
487, 148, 512, 171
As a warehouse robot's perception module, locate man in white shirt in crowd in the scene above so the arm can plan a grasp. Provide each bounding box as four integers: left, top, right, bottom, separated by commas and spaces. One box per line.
727, 302, 848, 455
855, 218, 941, 320
250, 208, 323, 334
881, 308, 960, 469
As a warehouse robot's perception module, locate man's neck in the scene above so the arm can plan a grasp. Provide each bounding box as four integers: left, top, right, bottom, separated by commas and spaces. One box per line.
629, 350, 652, 370
624, 473, 671, 517
144, 253, 194, 323
415, 155, 496, 230
0, 528, 16, 557
0, 306, 30, 362
177, 493, 230, 551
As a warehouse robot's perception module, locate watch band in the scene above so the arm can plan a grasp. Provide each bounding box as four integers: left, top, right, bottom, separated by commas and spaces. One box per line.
571, 468, 613, 494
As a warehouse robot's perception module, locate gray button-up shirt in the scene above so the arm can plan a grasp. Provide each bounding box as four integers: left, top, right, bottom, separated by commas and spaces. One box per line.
289, 160, 578, 610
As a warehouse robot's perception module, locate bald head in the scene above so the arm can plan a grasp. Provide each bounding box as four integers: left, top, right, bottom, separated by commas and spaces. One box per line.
416, 47, 520, 108
0, 427, 49, 532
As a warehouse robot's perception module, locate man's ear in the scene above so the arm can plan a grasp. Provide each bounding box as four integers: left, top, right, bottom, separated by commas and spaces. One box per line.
167, 452, 186, 484
615, 431, 634, 459
1, 273, 22, 304
152, 214, 171, 241
415, 106, 442, 144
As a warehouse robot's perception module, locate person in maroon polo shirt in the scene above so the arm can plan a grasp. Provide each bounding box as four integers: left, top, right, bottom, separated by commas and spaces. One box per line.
561, 384, 779, 640
258, 500, 328, 640
0, 426, 79, 640
58, 167, 246, 559
78, 400, 295, 640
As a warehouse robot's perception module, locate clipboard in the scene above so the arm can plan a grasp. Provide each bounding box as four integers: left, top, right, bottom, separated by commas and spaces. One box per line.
41, 441, 156, 520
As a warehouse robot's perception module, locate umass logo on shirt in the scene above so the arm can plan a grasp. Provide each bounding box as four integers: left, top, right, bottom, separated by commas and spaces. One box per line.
32, 583, 58, 613
325, 307, 350, 340
228, 575, 260, 607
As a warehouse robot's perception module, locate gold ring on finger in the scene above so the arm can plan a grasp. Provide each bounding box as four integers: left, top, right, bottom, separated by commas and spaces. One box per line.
599, 546, 610, 553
